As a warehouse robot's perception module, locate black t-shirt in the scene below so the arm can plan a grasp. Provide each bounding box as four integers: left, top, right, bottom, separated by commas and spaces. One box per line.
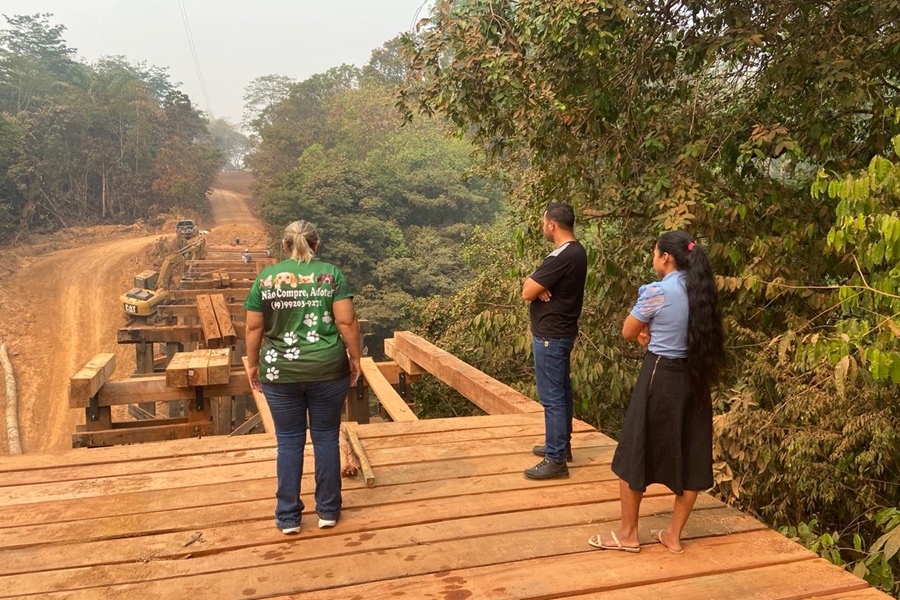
528, 240, 588, 338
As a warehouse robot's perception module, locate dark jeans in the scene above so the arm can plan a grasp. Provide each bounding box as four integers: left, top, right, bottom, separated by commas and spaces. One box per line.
533, 335, 575, 463
261, 376, 349, 529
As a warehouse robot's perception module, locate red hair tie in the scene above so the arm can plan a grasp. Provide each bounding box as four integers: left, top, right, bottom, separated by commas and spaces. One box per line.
687, 242, 695, 251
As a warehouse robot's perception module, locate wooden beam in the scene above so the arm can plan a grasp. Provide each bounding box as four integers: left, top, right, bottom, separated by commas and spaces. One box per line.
170, 289, 249, 302
165, 352, 192, 387
343, 422, 375, 487
118, 325, 199, 344
391, 331, 543, 415
384, 338, 425, 376
195, 295, 221, 347
211, 294, 237, 346
228, 412, 262, 436
207, 348, 232, 385
155, 303, 246, 319
83, 370, 252, 407
68, 353, 116, 406
179, 279, 252, 290
71, 422, 213, 448
242, 356, 275, 433
187, 349, 211, 386
117, 324, 245, 345
360, 358, 417, 422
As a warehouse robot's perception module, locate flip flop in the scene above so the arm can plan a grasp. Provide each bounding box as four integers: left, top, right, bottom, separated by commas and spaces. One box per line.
587, 531, 641, 553
651, 529, 685, 554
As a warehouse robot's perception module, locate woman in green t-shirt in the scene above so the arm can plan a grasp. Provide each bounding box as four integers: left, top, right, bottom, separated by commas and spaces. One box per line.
245, 220, 361, 534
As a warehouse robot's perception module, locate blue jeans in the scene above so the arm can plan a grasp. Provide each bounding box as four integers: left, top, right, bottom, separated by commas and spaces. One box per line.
261, 376, 349, 529
533, 335, 575, 463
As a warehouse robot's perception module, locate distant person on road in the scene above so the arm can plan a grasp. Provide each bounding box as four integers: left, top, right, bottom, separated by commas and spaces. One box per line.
242, 248, 252, 264
521, 202, 587, 481
589, 231, 724, 554
244, 219, 362, 534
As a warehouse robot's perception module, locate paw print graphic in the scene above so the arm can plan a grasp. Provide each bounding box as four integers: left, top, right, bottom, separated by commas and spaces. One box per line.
306, 331, 320, 343
264, 349, 278, 364
284, 348, 300, 361
283, 331, 298, 346
303, 313, 318, 327
322, 311, 333, 324
265, 367, 280, 381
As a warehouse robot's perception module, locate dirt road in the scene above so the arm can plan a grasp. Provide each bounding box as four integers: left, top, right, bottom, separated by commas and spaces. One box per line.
11, 236, 160, 452
1, 172, 258, 453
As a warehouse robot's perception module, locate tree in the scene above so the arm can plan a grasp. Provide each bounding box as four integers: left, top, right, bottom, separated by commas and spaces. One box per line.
400, 0, 900, 587
241, 74, 294, 132
208, 117, 249, 170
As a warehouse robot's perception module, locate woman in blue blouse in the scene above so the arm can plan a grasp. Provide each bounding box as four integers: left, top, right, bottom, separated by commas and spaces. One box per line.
589, 230, 724, 554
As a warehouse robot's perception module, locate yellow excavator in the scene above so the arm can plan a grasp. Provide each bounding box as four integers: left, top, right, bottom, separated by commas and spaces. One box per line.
121, 237, 207, 321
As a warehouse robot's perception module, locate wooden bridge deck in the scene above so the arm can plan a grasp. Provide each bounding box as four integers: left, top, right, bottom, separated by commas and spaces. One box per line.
0, 413, 886, 599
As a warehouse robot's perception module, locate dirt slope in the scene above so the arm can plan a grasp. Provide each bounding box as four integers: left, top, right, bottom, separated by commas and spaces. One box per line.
10, 236, 161, 452
0, 172, 258, 453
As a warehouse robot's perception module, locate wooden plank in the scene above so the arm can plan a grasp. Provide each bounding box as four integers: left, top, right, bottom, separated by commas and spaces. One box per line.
187, 349, 211, 386
71, 422, 213, 448
0, 424, 594, 485
383, 337, 425, 375
344, 422, 375, 487
19, 519, 788, 599
559, 560, 877, 600
243, 356, 275, 433
207, 348, 232, 385
0, 494, 718, 579
285, 531, 820, 600
0, 432, 275, 473
195, 294, 221, 347
391, 331, 542, 415
360, 357, 417, 422
210, 293, 237, 345
67, 353, 116, 405
0, 501, 743, 595
0, 452, 624, 533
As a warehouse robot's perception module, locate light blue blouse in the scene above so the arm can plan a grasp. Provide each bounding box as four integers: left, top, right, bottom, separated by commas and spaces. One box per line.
630, 270, 689, 359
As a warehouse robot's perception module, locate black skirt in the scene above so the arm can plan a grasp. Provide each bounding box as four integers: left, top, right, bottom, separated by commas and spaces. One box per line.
611, 351, 713, 495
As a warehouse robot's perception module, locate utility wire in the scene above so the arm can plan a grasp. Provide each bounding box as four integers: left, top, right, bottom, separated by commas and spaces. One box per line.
176, 0, 213, 117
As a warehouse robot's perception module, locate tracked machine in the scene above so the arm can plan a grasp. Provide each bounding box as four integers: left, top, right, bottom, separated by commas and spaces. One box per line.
120, 237, 207, 322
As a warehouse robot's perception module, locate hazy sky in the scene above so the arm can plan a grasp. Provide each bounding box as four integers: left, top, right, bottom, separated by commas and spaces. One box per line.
2, 1, 432, 125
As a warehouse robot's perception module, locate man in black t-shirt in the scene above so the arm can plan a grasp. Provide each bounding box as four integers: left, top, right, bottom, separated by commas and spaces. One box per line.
521, 202, 587, 480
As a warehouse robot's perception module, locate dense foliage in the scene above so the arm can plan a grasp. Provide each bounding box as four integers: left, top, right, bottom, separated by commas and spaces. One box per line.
246, 41, 506, 352
0, 14, 223, 242
400, 0, 900, 591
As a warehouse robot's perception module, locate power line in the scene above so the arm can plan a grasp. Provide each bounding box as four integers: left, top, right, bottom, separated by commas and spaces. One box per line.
176, 0, 213, 118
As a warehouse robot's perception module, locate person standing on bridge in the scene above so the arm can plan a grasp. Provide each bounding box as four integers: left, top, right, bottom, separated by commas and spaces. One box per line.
589, 231, 724, 554
244, 219, 362, 534
522, 202, 587, 480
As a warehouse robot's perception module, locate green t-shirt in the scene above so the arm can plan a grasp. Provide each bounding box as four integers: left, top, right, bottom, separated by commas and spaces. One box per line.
244, 259, 353, 383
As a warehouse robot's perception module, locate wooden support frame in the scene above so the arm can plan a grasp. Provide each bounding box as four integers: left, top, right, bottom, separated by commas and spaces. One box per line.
360, 357, 417, 422
389, 331, 542, 415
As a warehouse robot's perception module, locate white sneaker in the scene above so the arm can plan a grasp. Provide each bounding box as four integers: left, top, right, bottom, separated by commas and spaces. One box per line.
281, 526, 301, 535
317, 518, 337, 529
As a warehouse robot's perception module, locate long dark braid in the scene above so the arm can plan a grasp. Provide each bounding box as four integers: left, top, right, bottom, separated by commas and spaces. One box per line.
657, 231, 725, 402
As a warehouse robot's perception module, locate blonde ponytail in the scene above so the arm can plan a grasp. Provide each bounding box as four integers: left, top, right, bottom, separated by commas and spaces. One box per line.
283, 220, 319, 263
